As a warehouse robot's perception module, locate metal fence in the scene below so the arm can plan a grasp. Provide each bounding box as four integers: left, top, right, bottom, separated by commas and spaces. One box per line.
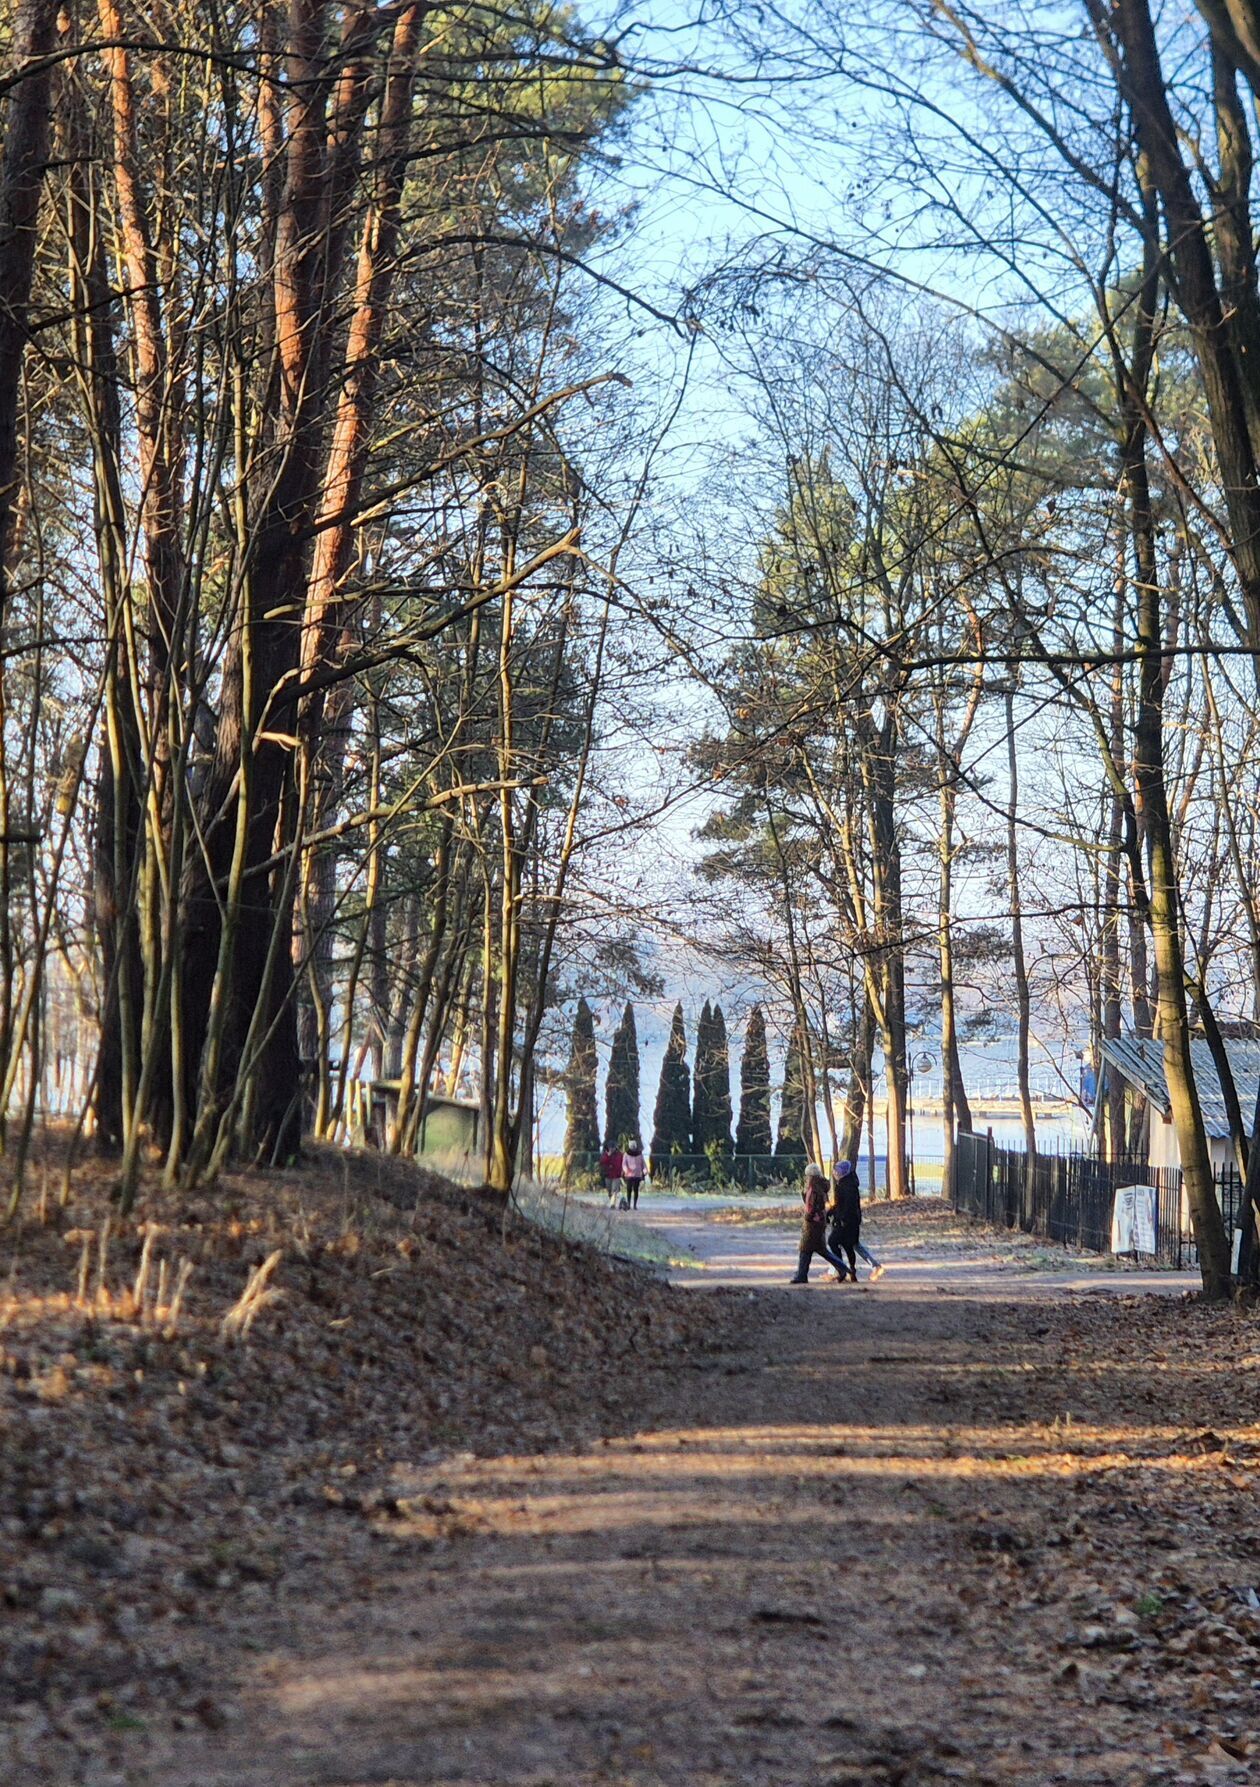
952, 1132, 1243, 1268
565, 1151, 942, 1193
559, 1150, 946, 1195
564, 1151, 804, 1191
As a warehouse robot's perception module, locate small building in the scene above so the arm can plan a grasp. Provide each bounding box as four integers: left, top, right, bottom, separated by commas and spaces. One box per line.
1097, 1035, 1260, 1171
411, 1091, 480, 1160
346, 1081, 480, 1159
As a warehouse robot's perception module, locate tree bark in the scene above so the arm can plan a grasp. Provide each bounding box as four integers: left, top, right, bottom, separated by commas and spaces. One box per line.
1120, 298, 1233, 1297
1004, 687, 1038, 1157
64, 77, 145, 1156
1102, 552, 1127, 1160
840, 995, 873, 1166
1105, 0, 1260, 645
179, 0, 384, 1170
0, 0, 58, 605
864, 720, 909, 1197
0, 0, 59, 1139
295, 5, 424, 1076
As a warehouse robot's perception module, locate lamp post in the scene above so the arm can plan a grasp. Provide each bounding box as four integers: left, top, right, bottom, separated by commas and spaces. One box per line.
908, 1052, 937, 1198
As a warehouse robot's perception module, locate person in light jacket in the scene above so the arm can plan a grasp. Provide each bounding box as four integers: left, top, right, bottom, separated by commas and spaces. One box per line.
621, 1141, 647, 1209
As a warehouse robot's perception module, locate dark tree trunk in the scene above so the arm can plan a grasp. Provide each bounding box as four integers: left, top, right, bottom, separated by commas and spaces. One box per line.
0, 0, 62, 1135
0, 0, 58, 597
178, 0, 383, 1168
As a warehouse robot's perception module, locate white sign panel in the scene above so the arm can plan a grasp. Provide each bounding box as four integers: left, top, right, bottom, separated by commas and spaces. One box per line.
1111, 1183, 1157, 1256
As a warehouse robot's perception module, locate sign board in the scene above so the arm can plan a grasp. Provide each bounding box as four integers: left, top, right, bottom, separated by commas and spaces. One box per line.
1111, 1183, 1157, 1256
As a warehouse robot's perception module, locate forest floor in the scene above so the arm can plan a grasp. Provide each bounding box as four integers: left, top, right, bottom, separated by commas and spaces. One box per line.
4, 1164, 1260, 1786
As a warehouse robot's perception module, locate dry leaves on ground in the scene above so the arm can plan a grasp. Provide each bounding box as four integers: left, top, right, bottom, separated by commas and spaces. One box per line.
0, 1143, 739, 1784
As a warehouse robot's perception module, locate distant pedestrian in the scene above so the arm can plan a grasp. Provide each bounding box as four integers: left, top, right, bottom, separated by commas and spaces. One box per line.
828, 1159, 885, 1282
621, 1140, 647, 1209
600, 1144, 624, 1206
789, 1163, 850, 1284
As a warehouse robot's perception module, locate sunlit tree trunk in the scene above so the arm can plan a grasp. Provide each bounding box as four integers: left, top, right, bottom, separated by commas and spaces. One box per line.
296, 4, 423, 1098
839, 995, 873, 1165
863, 722, 909, 1197
1004, 686, 1037, 1158
1117, 192, 1232, 1298
181, 0, 381, 1173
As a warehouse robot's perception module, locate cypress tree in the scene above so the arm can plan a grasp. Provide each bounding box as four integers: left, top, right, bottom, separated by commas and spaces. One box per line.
603, 1001, 642, 1148
708, 1004, 734, 1154
775, 1027, 809, 1167
564, 998, 600, 1171
736, 1005, 772, 1157
691, 999, 713, 1151
650, 1002, 691, 1174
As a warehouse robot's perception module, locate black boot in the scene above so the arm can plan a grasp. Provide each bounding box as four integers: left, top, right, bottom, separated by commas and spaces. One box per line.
789, 1248, 810, 1284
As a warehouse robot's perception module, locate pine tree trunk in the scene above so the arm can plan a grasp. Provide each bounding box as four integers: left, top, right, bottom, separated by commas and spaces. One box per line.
294, 5, 423, 1107
1005, 688, 1038, 1158
64, 84, 144, 1155
938, 774, 965, 1195
0, 0, 58, 598
866, 740, 909, 1197
1115, 217, 1233, 1297
179, 0, 382, 1170
0, 0, 59, 1125
1103, 553, 1127, 1160
840, 997, 873, 1165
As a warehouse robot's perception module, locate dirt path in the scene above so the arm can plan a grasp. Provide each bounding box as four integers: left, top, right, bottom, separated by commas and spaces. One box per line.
651, 1193, 1204, 1297
135, 1201, 1260, 1786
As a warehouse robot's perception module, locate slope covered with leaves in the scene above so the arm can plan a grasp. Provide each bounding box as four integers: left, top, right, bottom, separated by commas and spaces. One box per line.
0, 1147, 733, 1783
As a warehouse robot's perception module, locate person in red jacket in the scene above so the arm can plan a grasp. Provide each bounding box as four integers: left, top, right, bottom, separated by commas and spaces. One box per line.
789, 1163, 850, 1284
599, 1144, 624, 1206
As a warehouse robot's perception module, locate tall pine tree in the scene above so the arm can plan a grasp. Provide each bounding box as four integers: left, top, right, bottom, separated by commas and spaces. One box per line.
775, 1027, 809, 1168
603, 1002, 641, 1148
650, 1002, 691, 1174
691, 1000, 713, 1150
708, 1004, 734, 1154
564, 998, 600, 1171
736, 1005, 772, 1156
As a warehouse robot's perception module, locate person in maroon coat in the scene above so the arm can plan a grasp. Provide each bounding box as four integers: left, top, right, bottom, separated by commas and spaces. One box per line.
599, 1145, 624, 1206
789, 1164, 850, 1283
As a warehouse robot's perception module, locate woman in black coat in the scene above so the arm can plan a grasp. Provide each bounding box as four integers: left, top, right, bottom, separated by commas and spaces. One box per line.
828, 1159, 885, 1281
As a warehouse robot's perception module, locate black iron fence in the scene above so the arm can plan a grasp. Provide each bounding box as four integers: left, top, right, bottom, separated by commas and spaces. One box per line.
566, 1151, 925, 1193
952, 1132, 1243, 1269
564, 1152, 800, 1191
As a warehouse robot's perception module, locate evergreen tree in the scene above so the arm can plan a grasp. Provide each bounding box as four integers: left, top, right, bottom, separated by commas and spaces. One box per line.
736, 1005, 772, 1156
691, 999, 713, 1151
650, 1002, 691, 1174
708, 1004, 734, 1154
564, 998, 600, 1171
603, 1002, 641, 1148
775, 1027, 809, 1167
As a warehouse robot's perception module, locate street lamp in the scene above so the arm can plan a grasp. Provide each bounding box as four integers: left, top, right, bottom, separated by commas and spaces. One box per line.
908, 1052, 937, 1198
